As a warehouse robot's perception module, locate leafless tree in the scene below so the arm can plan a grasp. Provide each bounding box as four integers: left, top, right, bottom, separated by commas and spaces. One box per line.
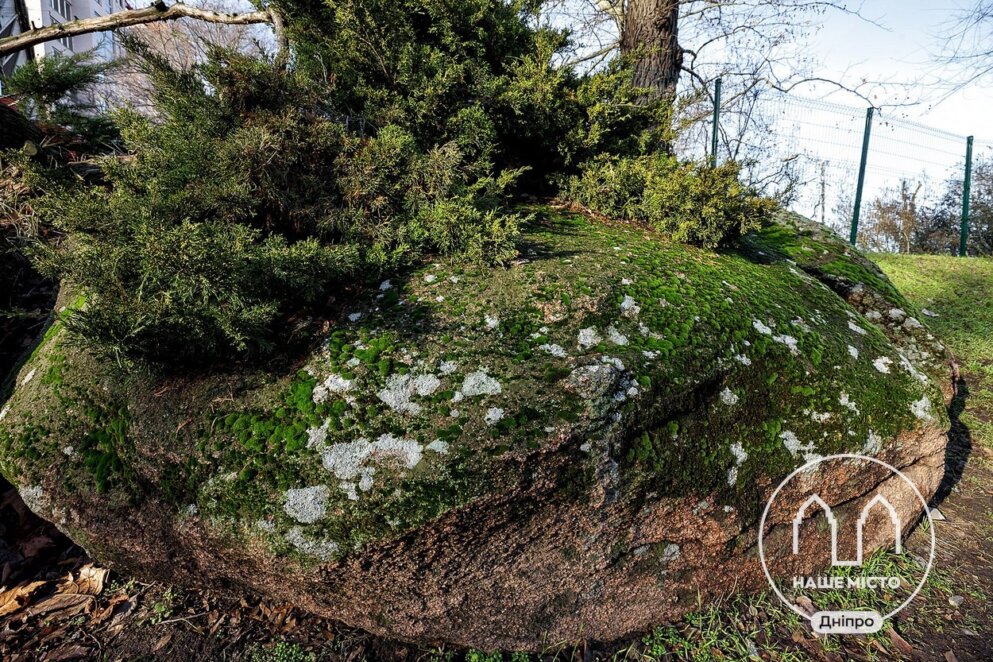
0, 1, 283, 57
544, 1, 876, 100
940, 1, 993, 90
96, 0, 274, 112
542, 1, 887, 199
859, 179, 925, 253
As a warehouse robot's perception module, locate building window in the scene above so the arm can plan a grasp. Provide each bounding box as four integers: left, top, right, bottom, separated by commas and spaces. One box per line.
50, 0, 73, 19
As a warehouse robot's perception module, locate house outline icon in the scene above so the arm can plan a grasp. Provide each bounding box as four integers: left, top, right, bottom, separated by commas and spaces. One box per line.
792, 493, 902, 566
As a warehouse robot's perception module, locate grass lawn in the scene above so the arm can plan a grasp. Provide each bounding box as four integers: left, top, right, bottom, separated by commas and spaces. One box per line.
875, 254, 993, 452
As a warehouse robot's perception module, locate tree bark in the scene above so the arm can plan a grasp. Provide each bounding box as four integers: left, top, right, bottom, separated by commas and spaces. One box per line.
620, 0, 682, 102
0, 2, 272, 56
0, 102, 43, 152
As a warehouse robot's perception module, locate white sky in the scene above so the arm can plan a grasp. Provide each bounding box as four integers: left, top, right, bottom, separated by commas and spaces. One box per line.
806, 0, 993, 138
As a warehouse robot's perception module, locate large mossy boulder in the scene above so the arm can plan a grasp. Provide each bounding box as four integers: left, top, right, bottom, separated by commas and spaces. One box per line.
0, 210, 952, 650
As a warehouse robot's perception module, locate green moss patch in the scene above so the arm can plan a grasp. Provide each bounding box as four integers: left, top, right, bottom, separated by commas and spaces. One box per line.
0, 210, 948, 561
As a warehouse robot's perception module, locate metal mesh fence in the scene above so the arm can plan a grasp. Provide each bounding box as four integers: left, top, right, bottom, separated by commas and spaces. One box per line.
680, 86, 993, 255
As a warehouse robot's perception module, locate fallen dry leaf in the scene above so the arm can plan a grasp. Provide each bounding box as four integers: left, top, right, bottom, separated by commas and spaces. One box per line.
887, 628, 914, 656
43, 644, 91, 661
24, 593, 92, 619
90, 592, 128, 625
153, 632, 173, 652
794, 595, 816, 617
0, 580, 48, 617
60, 564, 108, 596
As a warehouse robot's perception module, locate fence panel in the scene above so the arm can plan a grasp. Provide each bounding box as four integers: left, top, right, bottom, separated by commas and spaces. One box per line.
685, 85, 993, 256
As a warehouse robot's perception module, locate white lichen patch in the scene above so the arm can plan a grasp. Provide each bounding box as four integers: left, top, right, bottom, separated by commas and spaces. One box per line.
21, 368, 36, 385
285, 527, 339, 561
873, 357, 893, 374
601, 356, 625, 371
306, 420, 330, 448
898, 353, 929, 383
659, 543, 681, 563
752, 319, 773, 335
424, 274, 437, 283
539, 343, 568, 358
720, 387, 739, 406
772, 334, 800, 355
606, 326, 629, 346
461, 370, 502, 397
348, 312, 363, 322
414, 374, 441, 395
848, 321, 868, 336
283, 485, 330, 524
426, 439, 449, 454
577, 327, 601, 349
313, 373, 355, 404
863, 430, 882, 455
357, 468, 376, 494
734, 354, 752, 366
438, 360, 458, 375
847, 345, 859, 359
379, 280, 392, 291
484, 407, 505, 426
780, 430, 821, 463
839, 392, 859, 414
0, 405, 8, 422
727, 441, 748, 485
376, 373, 441, 414
910, 395, 933, 421
19, 485, 48, 515
620, 295, 641, 318
321, 434, 423, 498
485, 314, 500, 330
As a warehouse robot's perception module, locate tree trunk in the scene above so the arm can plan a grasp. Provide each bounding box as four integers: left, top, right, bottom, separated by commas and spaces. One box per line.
0, 102, 43, 152
620, 0, 682, 102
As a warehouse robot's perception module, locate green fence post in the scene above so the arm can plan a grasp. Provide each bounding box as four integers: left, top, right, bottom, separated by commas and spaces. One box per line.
710, 78, 722, 168
960, 135, 974, 257
850, 106, 874, 246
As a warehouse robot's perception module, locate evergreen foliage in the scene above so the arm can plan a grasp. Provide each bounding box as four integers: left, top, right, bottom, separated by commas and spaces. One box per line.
566, 154, 776, 248
6, 1, 777, 366
1, 51, 119, 149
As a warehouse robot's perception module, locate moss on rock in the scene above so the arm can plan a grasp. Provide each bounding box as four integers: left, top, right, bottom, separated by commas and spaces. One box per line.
0, 209, 950, 564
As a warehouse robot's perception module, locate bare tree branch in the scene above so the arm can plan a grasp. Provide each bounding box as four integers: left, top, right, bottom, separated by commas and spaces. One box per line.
0, 2, 272, 56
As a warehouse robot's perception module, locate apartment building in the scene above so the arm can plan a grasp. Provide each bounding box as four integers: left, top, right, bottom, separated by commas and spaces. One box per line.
0, 0, 130, 89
